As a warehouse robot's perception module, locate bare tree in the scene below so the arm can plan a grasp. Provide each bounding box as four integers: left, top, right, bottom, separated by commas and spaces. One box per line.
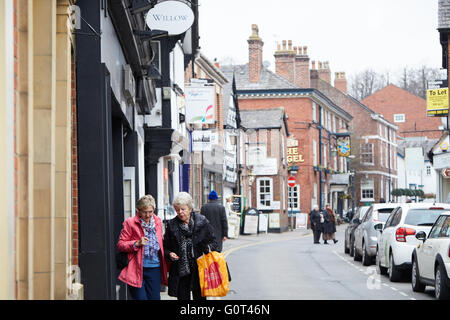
349, 66, 442, 100
349, 69, 386, 100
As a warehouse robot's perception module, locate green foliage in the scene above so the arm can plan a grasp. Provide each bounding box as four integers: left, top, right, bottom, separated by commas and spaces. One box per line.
391, 188, 425, 198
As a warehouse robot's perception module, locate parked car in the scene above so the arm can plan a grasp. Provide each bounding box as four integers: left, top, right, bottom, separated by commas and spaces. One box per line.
344, 206, 369, 256
353, 203, 400, 265
375, 203, 450, 282
343, 207, 359, 223
411, 212, 450, 300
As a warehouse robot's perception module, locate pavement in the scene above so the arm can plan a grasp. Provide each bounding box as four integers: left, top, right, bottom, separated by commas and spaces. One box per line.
160, 225, 317, 300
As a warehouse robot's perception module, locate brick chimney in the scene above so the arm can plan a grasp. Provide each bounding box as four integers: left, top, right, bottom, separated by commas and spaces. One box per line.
334, 72, 347, 93
318, 61, 331, 84
294, 45, 310, 88
248, 24, 264, 83
274, 40, 296, 84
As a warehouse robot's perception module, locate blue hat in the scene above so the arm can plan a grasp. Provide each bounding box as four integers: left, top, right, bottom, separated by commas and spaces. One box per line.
208, 190, 218, 200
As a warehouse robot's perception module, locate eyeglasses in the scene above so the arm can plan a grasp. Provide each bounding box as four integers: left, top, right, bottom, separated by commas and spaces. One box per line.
174, 206, 190, 213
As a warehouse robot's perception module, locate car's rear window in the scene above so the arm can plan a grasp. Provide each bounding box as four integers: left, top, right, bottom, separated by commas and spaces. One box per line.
404, 209, 449, 226
374, 208, 395, 222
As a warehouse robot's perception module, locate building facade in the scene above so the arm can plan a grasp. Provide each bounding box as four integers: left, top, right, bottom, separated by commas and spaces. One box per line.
240, 108, 290, 232
362, 84, 444, 140
222, 25, 353, 217
0, 0, 75, 299
310, 67, 399, 207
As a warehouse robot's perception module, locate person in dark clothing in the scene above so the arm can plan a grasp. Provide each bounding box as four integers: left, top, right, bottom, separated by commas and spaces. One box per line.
163, 192, 218, 300
200, 190, 228, 252
310, 205, 323, 244
322, 204, 338, 244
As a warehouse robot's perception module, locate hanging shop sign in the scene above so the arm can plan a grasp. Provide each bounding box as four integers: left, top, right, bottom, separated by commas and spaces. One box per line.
185, 85, 215, 124
192, 130, 212, 151
337, 136, 351, 157
145, 1, 195, 36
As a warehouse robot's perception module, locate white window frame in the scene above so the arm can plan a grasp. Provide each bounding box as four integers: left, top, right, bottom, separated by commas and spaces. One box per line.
312, 102, 317, 123
123, 167, 136, 221
394, 114, 405, 123
380, 142, 383, 168
288, 184, 300, 211
360, 143, 374, 165
361, 179, 375, 201
313, 139, 317, 166
257, 177, 273, 210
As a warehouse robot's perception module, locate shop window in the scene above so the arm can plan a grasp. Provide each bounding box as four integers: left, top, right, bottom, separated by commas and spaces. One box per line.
257, 178, 273, 209
288, 185, 300, 211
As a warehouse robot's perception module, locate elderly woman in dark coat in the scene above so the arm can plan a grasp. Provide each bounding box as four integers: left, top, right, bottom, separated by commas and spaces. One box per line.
322, 203, 338, 244
163, 192, 218, 300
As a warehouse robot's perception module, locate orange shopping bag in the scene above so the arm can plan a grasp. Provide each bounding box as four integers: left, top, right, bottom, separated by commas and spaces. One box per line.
197, 250, 229, 297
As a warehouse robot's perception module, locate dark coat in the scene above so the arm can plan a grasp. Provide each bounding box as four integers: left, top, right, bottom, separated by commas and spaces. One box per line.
323, 209, 337, 234
163, 212, 218, 297
310, 209, 323, 231
200, 200, 228, 252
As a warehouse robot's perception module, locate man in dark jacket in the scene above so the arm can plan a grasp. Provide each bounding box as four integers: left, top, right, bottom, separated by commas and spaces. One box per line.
310, 205, 323, 244
200, 190, 228, 252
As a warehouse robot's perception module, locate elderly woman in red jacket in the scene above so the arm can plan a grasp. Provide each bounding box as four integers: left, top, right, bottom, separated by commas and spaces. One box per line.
117, 195, 168, 300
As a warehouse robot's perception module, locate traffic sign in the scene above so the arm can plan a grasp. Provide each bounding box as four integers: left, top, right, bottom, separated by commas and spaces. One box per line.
288, 176, 296, 187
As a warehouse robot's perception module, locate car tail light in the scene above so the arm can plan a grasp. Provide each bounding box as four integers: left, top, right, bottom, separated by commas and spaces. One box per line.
395, 227, 416, 242
448, 245, 450, 258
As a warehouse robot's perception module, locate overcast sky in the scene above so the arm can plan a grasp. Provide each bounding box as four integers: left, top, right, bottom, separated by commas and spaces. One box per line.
198, 0, 442, 80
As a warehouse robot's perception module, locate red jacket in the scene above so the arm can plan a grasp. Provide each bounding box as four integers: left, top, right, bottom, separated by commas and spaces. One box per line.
117, 214, 168, 288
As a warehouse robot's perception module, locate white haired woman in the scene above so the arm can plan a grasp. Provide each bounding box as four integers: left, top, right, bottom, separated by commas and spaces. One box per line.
117, 195, 168, 300
163, 192, 218, 300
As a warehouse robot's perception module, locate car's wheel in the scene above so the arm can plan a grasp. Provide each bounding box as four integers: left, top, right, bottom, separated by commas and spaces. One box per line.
411, 257, 426, 292
349, 238, 355, 257
388, 252, 402, 282
344, 238, 350, 254
435, 263, 450, 300
353, 241, 362, 261
361, 240, 371, 266
376, 248, 387, 275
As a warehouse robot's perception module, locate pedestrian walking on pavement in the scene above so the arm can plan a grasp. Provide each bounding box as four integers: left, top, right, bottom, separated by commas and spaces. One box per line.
200, 190, 228, 252
117, 195, 168, 300
310, 205, 323, 244
163, 192, 218, 300
322, 204, 338, 244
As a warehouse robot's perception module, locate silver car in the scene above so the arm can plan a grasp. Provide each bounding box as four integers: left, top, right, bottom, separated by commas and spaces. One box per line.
353, 203, 400, 266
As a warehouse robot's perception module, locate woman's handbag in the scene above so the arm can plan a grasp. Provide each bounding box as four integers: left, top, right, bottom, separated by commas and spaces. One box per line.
197, 250, 229, 297
116, 251, 129, 270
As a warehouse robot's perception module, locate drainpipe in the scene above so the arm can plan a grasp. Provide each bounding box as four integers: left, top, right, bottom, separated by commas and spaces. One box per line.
318, 105, 323, 210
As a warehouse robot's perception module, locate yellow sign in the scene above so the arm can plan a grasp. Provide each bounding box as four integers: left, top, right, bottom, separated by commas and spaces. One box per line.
427, 88, 449, 116
287, 147, 304, 165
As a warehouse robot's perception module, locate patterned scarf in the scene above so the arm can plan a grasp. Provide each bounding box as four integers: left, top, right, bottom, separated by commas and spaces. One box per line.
140, 216, 160, 262
178, 217, 194, 277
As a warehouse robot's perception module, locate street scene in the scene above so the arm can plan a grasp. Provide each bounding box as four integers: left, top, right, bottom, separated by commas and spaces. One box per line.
1, 0, 450, 304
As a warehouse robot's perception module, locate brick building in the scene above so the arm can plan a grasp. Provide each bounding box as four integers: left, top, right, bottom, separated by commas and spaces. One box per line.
310, 69, 399, 206
362, 84, 443, 140
221, 25, 353, 217
239, 108, 289, 232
